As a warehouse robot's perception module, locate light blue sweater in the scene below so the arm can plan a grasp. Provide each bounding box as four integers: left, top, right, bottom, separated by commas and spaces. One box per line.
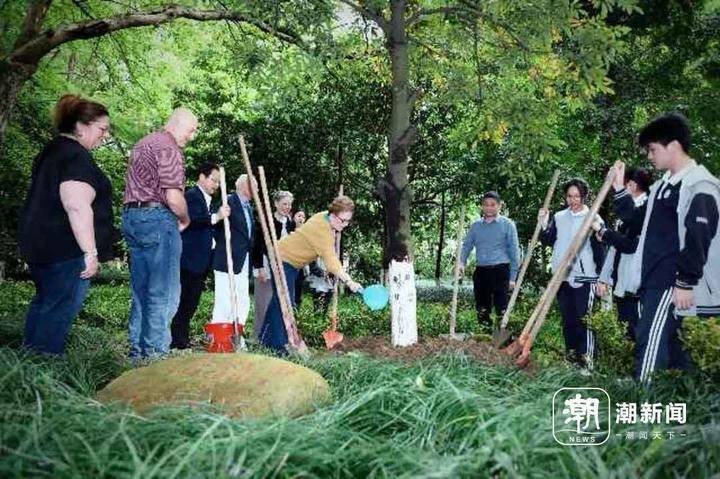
460, 216, 520, 280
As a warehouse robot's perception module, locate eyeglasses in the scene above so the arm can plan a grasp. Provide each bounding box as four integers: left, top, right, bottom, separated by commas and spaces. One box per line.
334, 215, 352, 225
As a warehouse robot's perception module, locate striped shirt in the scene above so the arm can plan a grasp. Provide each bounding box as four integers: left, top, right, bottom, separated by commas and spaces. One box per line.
123, 130, 185, 205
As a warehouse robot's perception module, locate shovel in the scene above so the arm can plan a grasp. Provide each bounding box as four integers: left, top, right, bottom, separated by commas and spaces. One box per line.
323, 302, 344, 349
507, 169, 615, 368
324, 184, 344, 349
239, 136, 308, 356
443, 205, 467, 341
218, 166, 245, 351
493, 170, 561, 347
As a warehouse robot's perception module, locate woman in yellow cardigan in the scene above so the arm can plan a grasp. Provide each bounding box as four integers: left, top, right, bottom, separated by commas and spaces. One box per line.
260, 195, 363, 354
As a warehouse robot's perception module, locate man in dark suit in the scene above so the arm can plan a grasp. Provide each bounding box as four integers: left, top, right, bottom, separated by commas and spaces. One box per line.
170, 162, 230, 349
211, 174, 255, 328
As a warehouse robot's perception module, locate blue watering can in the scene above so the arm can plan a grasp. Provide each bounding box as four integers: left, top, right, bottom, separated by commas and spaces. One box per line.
362, 284, 389, 311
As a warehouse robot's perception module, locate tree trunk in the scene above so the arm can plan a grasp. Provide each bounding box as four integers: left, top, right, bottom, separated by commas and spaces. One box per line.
382, 0, 418, 346
381, 0, 415, 263
435, 191, 446, 282
0, 62, 37, 150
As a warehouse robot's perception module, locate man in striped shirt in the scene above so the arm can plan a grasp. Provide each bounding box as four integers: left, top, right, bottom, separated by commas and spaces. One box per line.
122, 108, 197, 361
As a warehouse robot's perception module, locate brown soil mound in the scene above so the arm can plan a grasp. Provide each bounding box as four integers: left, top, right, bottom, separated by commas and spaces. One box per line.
97, 353, 331, 418
332, 336, 515, 367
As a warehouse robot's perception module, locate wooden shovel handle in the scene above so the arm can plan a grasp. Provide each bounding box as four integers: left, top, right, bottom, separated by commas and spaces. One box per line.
503, 169, 561, 332
259, 166, 304, 348
524, 169, 616, 349
238, 136, 305, 352
330, 185, 343, 322
449, 205, 466, 336
219, 167, 240, 339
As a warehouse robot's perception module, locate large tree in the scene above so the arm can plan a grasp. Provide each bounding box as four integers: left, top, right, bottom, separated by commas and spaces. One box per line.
0, 0, 306, 150
338, 0, 637, 344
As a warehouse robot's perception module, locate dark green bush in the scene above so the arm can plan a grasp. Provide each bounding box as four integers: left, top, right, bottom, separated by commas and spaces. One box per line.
585, 306, 635, 377
682, 316, 720, 379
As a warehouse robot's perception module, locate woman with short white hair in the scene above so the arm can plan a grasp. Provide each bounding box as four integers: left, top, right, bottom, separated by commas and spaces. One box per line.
251, 190, 296, 338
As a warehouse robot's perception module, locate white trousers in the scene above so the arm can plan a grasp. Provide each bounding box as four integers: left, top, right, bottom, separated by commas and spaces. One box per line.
212, 255, 250, 325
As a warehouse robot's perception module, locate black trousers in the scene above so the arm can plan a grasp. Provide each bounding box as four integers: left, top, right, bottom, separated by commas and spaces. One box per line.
170, 268, 207, 349
472, 264, 510, 328
557, 282, 596, 366
635, 287, 695, 382
615, 295, 639, 342
295, 269, 305, 308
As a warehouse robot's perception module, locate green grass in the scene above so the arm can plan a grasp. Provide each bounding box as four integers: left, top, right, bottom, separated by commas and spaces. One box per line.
1, 345, 719, 478
1, 280, 719, 478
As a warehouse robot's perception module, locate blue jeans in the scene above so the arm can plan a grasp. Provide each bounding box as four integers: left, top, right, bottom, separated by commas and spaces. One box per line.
122, 207, 181, 359
260, 262, 299, 355
24, 256, 90, 355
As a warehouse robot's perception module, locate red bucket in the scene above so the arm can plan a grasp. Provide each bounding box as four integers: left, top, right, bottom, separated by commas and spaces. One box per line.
204, 323, 238, 353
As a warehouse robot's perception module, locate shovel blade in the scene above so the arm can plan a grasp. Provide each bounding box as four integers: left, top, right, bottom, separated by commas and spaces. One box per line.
503, 340, 522, 356
493, 328, 512, 348
323, 329, 344, 350
515, 348, 531, 369
232, 334, 247, 352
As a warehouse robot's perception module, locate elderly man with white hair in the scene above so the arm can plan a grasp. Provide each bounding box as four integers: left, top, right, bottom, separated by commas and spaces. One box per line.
122, 107, 198, 361
211, 174, 256, 329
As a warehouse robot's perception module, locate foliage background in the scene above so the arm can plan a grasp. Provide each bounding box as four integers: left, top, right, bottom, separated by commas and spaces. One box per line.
1, 0, 718, 282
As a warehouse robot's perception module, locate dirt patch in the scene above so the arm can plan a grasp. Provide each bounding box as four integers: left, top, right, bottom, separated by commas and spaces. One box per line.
332, 336, 516, 367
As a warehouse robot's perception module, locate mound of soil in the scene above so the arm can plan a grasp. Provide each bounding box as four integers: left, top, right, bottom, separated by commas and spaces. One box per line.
97, 353, 331, 418
332, 336, 515, 367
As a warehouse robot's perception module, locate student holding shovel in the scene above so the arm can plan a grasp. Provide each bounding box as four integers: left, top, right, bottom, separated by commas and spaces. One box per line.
260, 195, 363, 354
594, 167, 652, 342
459, 191, 520, 332
539, 178, 606, 369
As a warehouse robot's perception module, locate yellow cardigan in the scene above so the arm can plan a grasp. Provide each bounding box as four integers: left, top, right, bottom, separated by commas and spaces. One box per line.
278, 212, 343, 275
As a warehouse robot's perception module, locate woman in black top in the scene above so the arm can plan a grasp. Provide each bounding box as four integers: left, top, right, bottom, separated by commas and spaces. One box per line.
19, 94, 114, 354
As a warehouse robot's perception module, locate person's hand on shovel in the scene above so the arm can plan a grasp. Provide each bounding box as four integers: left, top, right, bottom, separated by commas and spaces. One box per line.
612, 161, 626, 191
257, 269, 268, 282
538, 207, 549, 229
216, 204, 231, 221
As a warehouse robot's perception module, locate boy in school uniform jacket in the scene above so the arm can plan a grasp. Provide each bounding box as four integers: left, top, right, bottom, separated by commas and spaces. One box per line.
595, 167, 652, 342
619, 113, 719, 383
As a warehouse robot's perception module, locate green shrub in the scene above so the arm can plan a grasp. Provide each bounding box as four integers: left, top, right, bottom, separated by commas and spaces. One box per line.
682, 316, 720, 379
0, 281, 34, 347
294, 293, 482, 347
585, 306, 635, 376
415, 278, 474, 303
92, 261, 130, 284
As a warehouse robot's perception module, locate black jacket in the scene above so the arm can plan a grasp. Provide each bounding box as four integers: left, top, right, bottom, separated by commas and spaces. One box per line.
213, 194, 254, 274
251, 215, 296, 269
